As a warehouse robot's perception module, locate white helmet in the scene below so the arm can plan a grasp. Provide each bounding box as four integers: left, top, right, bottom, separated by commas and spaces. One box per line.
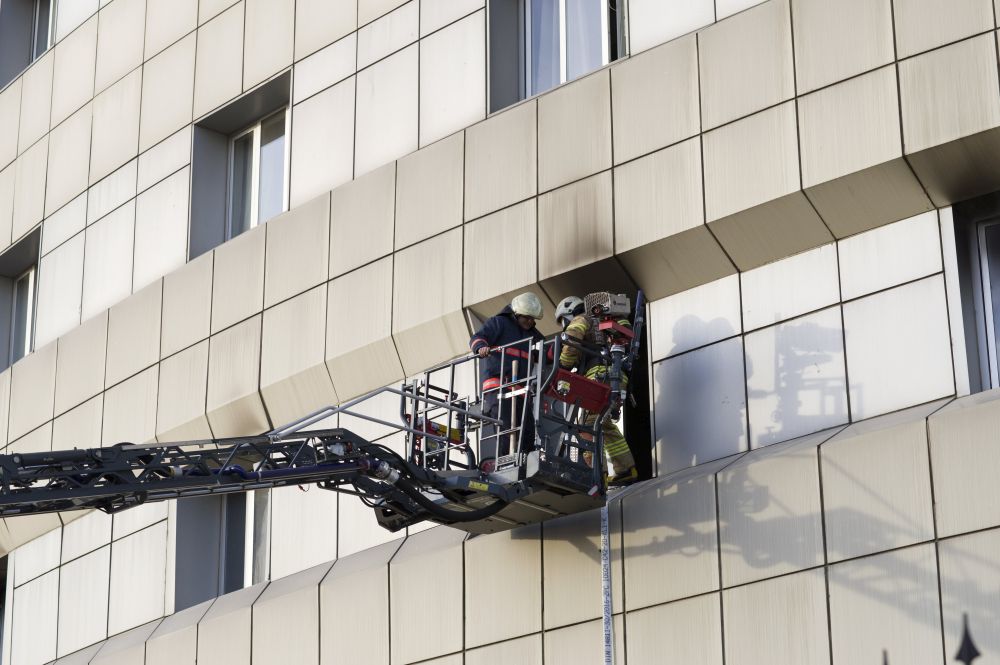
555, 296, 584, 326
511, 292, 544, 319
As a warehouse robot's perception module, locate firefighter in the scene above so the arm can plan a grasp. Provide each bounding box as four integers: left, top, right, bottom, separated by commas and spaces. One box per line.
469, 292, 546, 473
554, 295, 638, 486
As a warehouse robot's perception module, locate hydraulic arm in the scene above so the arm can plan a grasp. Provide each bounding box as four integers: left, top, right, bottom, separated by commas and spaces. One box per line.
0, 291, 645, 535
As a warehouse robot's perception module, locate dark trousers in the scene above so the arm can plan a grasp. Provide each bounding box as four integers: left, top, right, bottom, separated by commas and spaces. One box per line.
480, 390, 535, 462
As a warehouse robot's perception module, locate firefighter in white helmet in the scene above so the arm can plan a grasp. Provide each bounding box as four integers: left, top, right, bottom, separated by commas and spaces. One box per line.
555, 295, 638, 486
469, 292, 545, 473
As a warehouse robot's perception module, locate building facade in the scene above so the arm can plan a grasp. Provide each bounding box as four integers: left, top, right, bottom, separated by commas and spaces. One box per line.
0, 0, 998, 663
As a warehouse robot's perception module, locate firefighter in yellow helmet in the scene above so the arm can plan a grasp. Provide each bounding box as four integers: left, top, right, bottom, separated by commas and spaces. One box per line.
555, 295, 638, 486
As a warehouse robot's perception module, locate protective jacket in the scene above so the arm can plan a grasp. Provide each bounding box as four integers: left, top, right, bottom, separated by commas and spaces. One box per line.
559, 314, 632, 378
470, 306, 544, 386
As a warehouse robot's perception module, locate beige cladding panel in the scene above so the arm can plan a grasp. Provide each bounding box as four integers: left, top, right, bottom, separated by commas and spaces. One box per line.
243, 0, 294, 90
94, 0, 145, 94
211, 222, 266, 334
626, 594, 723, 665
326, 257, 404, 399
295, 0, 357, 60
358, 0, 410, 29
929, 391, 1000, 537
618, 225, 735, 301
57, 546, 111, 657
4, 513, 61, 552
538, 69, 612, 192
89, 68, 142, 186
698, 0, 794, 129
53, 394, 104, 451
906, 127, 1000, 207
464, 526, 542, 647
105, 280, 163, 388
708, 192, 832, 271
193, 3, 245, 119
207, 315, 270, 437
139, 34, 197, 153
542, 506, 623, 629
623, 462, 725, 610
0, 369, 9, 447
9, 341, 57, 442
392, 228, 468, 375
806, 161, 933, 239
798, 67, 902, 189
355, 46, 418, 176
145, 0, 198, 60
199, 0, 240, 24
791, 0, 894, 93
329, 163, 395, 279
390, 528, 466, 664
613, 137, 703, 254
197, 582, 267, 665
464, 99, 537, 221
899, 34, 1000, 155
902, 34, 1000, 206
705, 102, 831, 269
0, 78, 21, 169
722, 569, 830, 664
8, 422, 52, 455
704, 102, 800, 223
717, 438, 824, 587
320, 540, 401, 665
17, 51, 53, 154
538, 171, 613, 280
463, 200, 537, 307
611, 34, 699, 165
395, 132, 464, 250
54, 311, 108, 416
938, 528, 1000, 663
271, 488, 335, 591
358, 1, 418, 70
45, 104, 92, 218
265, 192, 331, 308
145, 598, 213, 665
893, 0, 994, 59
251, 562, 331, 664
50, 16, 97, 129
822, 404, 937, 561
161, 250, 213, 359
543, 617, 625, 665
12, 136, 48, 242
467, 634, 542, 665
0, 163, 11, 249
156, 340, 212, 442
102, 365, 158, 446
289, 77, 356, 208
418, 10, 486, 148
828, 544, 942, 665
260, 284, 338, 425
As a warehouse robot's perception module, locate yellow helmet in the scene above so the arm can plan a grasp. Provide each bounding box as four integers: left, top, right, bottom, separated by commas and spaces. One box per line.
511, 292, 544, 319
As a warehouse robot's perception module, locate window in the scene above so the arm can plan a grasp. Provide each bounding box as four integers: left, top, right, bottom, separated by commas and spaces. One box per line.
0, 229, 39, 372
30, 0, 56, 61
489, 0, 625, 112
227, 109, 290, 240
0, 0, 56, 86
174, 491, 269, 611
950, 194, 1000, 393
190, 71, 291, 259
10, 266, 34, 364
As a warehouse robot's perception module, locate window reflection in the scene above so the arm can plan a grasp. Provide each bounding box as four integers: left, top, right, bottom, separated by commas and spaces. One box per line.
226, 109, 289, 241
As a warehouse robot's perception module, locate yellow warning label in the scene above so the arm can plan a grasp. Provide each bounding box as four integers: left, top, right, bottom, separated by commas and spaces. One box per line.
468, 481, 489, 492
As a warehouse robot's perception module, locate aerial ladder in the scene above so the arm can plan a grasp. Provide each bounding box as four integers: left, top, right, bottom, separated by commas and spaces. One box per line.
0, 292, 645, 535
